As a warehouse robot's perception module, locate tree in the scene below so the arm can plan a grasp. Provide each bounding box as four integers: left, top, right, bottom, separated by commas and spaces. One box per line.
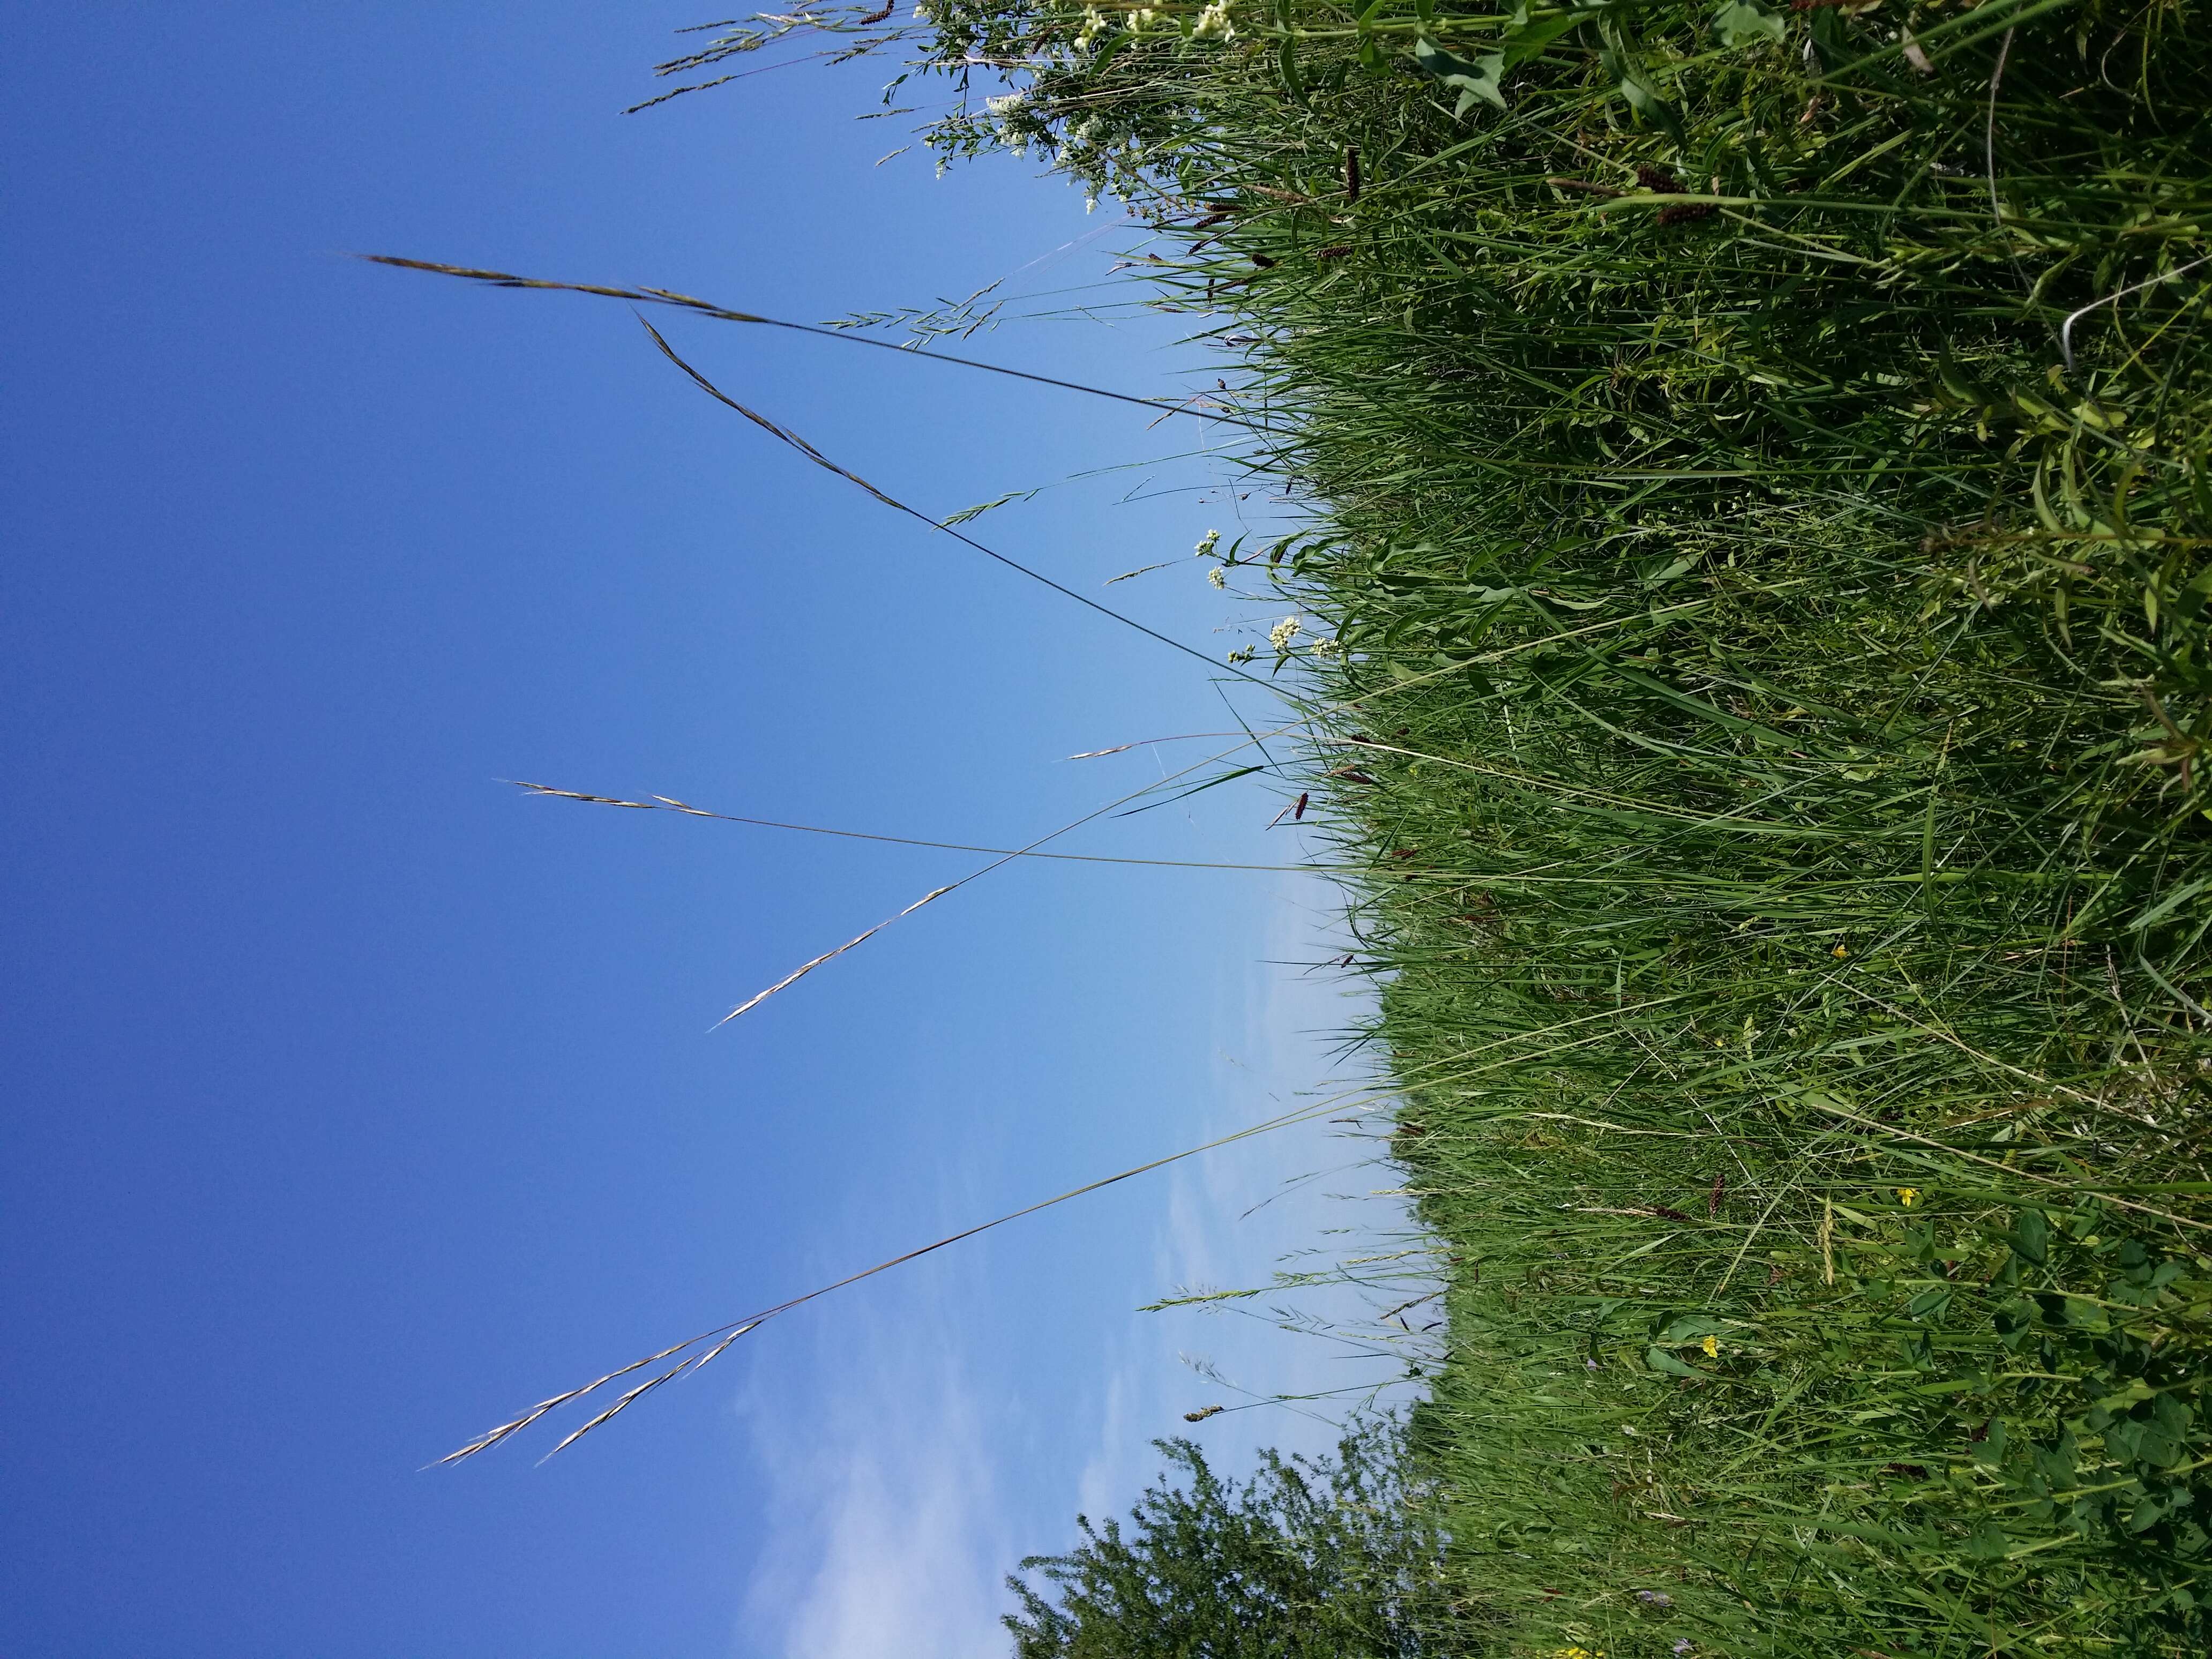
1004, 1423, 1456, 1659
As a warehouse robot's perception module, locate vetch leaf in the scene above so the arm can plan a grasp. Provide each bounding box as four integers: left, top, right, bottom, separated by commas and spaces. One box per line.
2005, 1206, 2051, 1266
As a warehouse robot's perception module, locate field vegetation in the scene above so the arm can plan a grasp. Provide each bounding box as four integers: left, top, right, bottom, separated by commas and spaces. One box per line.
876, 3, 2212, 1652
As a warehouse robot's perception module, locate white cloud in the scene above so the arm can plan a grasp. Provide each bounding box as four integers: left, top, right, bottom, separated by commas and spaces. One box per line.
735, 1314, 1013, 1659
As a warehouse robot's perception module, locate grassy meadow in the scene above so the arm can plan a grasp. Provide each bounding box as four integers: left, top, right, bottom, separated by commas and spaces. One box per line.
629, 3, 2212, 1653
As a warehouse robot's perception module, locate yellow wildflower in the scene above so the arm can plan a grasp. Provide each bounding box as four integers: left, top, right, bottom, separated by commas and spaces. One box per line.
1896, 1187, 1920, 1207
1700, 1334, 1719, 1358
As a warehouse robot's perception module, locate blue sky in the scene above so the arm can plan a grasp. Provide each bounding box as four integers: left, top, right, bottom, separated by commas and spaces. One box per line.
1, 7, 1419, 1655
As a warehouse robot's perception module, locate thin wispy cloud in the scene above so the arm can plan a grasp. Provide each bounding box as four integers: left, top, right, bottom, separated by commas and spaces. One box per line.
736, 1316, 1013, 1659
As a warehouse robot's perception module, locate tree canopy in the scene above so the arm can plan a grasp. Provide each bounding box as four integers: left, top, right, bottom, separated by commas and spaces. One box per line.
1004, 1424, 1456, 1659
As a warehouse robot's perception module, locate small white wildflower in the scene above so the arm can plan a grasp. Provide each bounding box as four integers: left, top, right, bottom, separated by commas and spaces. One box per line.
1228, 646, 1255, 664
1269, 616, 1302, 652
1208, 566, 1227, 588
1077, 5, 1107, 46
1192, 2, 1235, 39
1085, 195, 1097, 213
985, 91, 1026, 118
1310, 636, 1341, 659
1195, 528, 1220, 557
1131, 7, 1159, 29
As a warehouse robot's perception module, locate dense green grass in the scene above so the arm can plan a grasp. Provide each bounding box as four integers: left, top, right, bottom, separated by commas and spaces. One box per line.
659, 2, 2212, 1650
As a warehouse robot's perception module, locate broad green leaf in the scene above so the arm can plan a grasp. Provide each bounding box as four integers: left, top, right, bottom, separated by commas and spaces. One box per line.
1597, 16, 1683, 142
1712, 1, 1784, 48
1277, 34, 1306, 103
2007, 1207, 2051, 1266
1501, 9, 1590, 66
1967, 1520, 2012, 1560
1411, 38, 1506, 116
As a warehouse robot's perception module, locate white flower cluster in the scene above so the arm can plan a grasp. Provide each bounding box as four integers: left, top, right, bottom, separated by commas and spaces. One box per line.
1077, 5, 1108, 47
1130, 7, 1160, 29
1192, 1, 1236, 38
985, 91, 1026, 117
1269, 615, 1302, 652
1194, 528, 1221, 557
1208, 566, 1227, 588
1309, 635, 1342, 659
